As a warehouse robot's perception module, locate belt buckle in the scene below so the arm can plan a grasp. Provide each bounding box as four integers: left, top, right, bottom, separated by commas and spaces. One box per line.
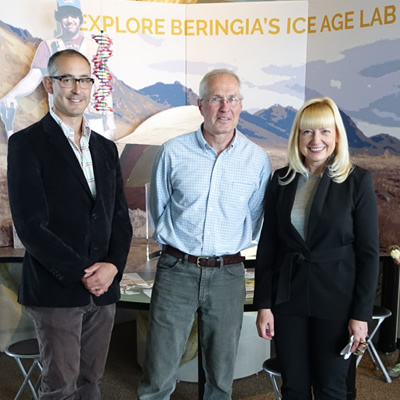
196, 256, 209, 267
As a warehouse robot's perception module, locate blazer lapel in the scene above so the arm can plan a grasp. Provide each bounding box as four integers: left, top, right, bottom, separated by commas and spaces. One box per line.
89, 135, 102, 200
306, 170, 331, 242
278, 173, 306, 247
43, 114, 93, 198
89, 133, 112, 203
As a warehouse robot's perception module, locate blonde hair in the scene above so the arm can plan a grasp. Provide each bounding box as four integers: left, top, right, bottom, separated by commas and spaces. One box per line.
280, 97, 353, 185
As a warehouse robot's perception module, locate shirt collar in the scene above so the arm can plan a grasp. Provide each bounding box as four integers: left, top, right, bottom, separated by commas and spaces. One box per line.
49, 108, 91, 141
196, 124, 238, 152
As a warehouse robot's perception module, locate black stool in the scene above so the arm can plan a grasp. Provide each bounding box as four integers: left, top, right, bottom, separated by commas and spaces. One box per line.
5, 338, 42, 400
356, 305, 392, 383
262, 357, 281, 400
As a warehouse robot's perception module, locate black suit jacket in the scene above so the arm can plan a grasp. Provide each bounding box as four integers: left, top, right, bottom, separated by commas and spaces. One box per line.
7, 113, 133, 307
254, 165, 379, 321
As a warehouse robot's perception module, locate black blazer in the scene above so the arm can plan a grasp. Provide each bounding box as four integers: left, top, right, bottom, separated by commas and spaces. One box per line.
254, 165, 379, 321
7, 113, 133, 307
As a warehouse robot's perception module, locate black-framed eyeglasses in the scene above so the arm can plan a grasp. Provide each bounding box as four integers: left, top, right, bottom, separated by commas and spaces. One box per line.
202, 96, 243, 106
50, 75, 95, 89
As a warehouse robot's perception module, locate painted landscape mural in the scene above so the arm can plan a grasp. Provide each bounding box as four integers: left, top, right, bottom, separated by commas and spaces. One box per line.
0, 0, 399, 250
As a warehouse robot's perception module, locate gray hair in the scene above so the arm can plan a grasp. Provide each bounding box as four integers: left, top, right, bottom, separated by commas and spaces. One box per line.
199, 69, 242, 100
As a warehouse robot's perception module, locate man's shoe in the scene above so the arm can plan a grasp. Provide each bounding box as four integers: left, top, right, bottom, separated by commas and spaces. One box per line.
388, 362, 400, 378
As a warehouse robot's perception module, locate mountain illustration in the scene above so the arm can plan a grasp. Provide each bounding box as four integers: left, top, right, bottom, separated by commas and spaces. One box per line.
253, 105, 297, 140
340, 110, 400, 156
139, 81, 400, 155
138, 81, 198, 107
112, 78, 167, 134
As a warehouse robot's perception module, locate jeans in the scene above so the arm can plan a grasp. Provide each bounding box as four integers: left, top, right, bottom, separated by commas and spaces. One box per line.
27, 298, 115, 400
137, 253, 245, 400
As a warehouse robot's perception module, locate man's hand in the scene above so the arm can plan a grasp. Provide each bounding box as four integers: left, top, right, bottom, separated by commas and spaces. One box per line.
256, 308, 275, 340
82, 262, 118, 297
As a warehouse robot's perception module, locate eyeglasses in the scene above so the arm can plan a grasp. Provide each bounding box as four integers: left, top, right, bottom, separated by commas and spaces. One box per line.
50, 76, 95, 89
203, 96, 243, 106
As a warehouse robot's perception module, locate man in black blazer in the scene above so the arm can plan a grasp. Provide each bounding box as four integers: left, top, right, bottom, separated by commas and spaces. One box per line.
7, 49, 132, 399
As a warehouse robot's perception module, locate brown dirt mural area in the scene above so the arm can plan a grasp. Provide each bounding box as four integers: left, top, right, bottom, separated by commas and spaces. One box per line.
354, 153, 400, 250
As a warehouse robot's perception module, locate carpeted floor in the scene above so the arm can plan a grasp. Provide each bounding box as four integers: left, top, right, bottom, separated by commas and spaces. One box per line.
1, 319, 400, 400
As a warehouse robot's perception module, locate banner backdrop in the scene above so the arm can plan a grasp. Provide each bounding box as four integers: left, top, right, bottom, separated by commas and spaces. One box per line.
0, 0, 399, 246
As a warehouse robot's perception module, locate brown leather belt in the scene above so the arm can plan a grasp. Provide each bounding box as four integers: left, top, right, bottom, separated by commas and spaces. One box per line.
163, 245, 245, 267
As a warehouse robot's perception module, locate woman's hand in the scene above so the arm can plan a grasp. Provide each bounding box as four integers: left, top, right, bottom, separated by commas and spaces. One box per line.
348, 319, 368, 354
256, 308, 275, 340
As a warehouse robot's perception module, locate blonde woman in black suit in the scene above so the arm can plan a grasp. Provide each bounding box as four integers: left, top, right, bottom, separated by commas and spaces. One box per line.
254, 97, 379, 400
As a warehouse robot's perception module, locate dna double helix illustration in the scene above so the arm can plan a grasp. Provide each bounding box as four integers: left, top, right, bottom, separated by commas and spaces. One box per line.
92, 32, 113, 113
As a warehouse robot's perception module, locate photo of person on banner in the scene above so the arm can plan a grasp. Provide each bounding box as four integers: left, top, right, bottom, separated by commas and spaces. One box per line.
0, 0, 115, 140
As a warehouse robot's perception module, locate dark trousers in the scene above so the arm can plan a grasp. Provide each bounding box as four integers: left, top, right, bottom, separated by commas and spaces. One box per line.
274, 313, 351, 400
27, 299, 116, 400
346, 354, 357, 400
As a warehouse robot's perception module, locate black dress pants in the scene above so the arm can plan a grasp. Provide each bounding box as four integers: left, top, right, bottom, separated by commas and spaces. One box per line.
274, 313, 351, 400
346, 354, 357, 400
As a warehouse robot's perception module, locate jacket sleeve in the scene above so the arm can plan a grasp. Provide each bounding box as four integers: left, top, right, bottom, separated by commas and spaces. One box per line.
350, 168, 380, 321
